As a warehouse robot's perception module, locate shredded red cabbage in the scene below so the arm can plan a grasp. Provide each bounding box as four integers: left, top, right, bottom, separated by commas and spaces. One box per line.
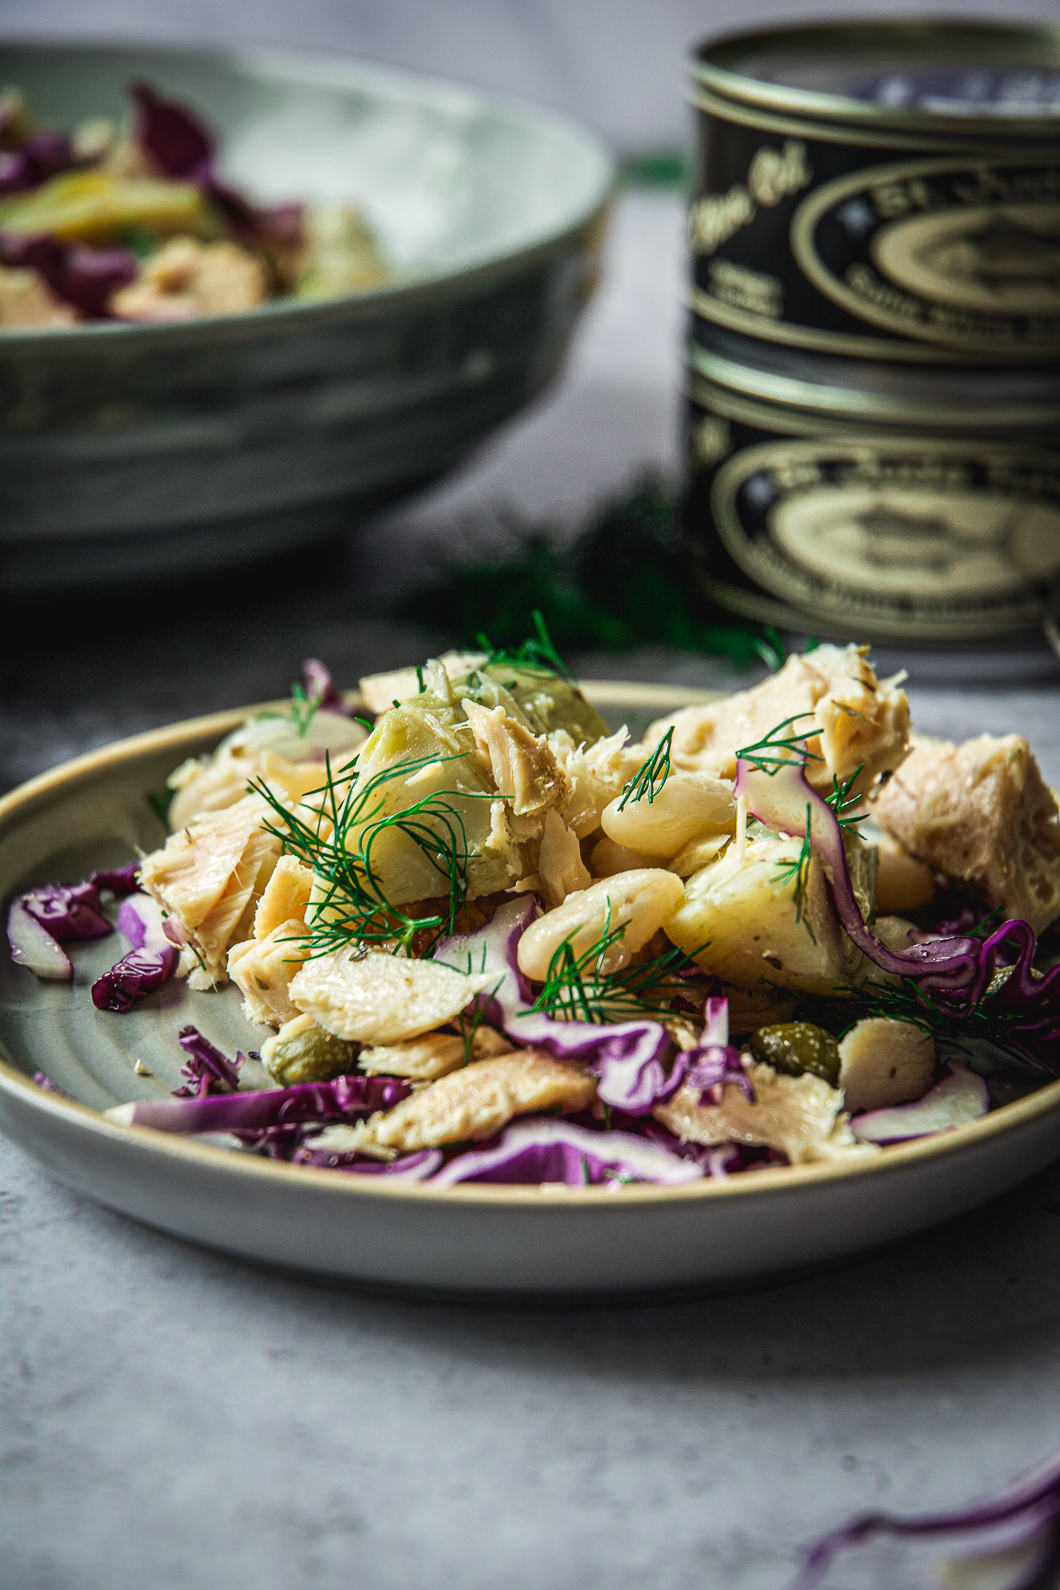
437, 898, 691, 1114
90, 945, 177, 1012
0, 233, 138, 319
0, 130, 77, 194
86, 862, 142, 897
32, 1070, 70, 1096
130, 81, 214, 184
90, 894, 177, 1012
107, 1073, 409, 1134
18, 881, 111, 943
130, 82, 303, 254
302, 657, 355, 717
851, 1063, 989, 1144
790, 1445, 1060, 1590
429, 1117, 706, 1188
736, 758, 1060, 1071
174, 1025, 244, 1097
292, 1146, 443, 1179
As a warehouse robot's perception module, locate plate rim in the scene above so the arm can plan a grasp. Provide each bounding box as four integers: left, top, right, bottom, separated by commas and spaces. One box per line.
3, 677, 1059, 1212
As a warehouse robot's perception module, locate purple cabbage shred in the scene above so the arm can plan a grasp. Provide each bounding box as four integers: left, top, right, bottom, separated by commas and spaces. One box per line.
292, 1146, 443, 1180
174, 1025, 244, 1097
302, 657, 351, 715
91, 894, 178, 1012
130, 82, 303, 255
86, 862, 142, 897
429, 1117, 706, 1188
117, 1073, 410, 1134
0, 130, 77, 194
32, 1070, 70, 1097
0, 233, 138, 318
91, 945, 176, 1013
19, 881, 111, 943
789, 1444, 1060, 1590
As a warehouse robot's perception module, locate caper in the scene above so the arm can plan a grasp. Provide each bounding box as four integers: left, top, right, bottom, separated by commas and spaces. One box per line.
749, 1022, 841, 1087
264, 1026, 359, 1086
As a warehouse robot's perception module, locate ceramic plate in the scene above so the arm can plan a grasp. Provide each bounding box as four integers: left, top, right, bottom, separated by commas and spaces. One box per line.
2, 681, 1059, 1298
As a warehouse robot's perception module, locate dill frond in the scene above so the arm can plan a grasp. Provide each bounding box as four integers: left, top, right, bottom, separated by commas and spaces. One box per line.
532, 913, 697, 1024
801, 978, 1047, 1068
475, 609, 575, 683
771, 807, 817, 942
617, 727, 674, 812
825, 765, 866, 834
251, 750, 495, 958
735, 713, 823, 774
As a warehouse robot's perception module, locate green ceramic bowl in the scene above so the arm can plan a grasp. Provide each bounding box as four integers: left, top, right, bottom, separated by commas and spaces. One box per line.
0, 44, 613, 589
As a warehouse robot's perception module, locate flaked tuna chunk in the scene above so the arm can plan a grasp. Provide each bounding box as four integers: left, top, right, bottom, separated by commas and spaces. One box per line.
872, 732, 1060, 936
654, 1061, 874, 1165
139, 792, 282, 987
252, 854, 314, 941
288, 949, 495, 1044
368, 1050, 597, 1151
644, 644, 910, 798
462, 699, 565, 816
227, 918, 310, 1026
546, 726, 648, 839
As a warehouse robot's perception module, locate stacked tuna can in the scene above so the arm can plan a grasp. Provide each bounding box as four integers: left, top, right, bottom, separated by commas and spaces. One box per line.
684, 20, 1060, 644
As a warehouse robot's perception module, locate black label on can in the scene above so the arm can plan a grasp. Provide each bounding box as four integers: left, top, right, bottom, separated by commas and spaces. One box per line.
690, 94, 1060, 361
686, 394, 1060, 640
791, 157, 1060, 355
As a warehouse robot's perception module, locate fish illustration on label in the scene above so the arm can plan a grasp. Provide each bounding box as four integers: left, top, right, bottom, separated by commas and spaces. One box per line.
707, 436, 1060, 638
791, 157, 1060, 352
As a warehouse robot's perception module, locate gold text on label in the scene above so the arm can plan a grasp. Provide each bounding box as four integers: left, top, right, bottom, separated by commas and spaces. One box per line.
689, 139, 811, 256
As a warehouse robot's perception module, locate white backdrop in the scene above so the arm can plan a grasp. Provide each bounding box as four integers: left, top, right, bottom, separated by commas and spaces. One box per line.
5, 0, 1059, 150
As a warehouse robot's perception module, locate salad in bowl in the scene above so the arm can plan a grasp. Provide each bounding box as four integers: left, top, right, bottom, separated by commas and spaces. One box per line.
9, 633, 1060, 1192
0, 78, 386, 329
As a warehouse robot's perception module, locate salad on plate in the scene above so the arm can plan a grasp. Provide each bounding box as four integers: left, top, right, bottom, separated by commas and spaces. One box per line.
0, 79, 387, 330
9, 633, 1060, 1191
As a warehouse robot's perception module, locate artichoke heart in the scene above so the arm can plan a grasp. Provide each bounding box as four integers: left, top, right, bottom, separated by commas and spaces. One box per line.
664, 831, 862, 996
0, 169, 211, 244
346, 690, 527, 905
453, 663, 609, 746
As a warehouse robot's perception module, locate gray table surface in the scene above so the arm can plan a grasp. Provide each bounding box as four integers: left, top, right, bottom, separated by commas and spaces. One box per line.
4, 191, 1060, 1590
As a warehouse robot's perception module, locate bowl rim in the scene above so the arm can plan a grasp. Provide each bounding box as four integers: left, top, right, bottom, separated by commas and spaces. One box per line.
3, 675, 1059, 1213
0, 36, 616, 350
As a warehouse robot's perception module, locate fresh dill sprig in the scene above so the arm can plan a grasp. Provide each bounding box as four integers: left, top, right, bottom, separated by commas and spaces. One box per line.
801, 978, 1048, 1068
251, 751, 494, 957
148, 787, 175, 827
772, 808, 817, 942
825, 764, 866, 834
532, 914, 697, 1024
475, 609, 575, 683
751, 627, 787, 673
258, 677, 324, 739
734, 713, 823, 774
453, 977, 504, 1064
617, 727, 674, 811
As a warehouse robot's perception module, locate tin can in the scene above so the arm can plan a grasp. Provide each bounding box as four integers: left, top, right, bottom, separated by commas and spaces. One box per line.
689, 20, 1060, 363
684, 351, 1060, 643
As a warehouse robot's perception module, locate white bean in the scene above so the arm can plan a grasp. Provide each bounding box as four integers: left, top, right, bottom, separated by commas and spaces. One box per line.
601, 772, 735, 859
516, 869, 685, 982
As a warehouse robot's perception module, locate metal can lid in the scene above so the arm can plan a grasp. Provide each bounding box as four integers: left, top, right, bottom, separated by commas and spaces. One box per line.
687, 342, 1060, 433
693, 20, 1060, 138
